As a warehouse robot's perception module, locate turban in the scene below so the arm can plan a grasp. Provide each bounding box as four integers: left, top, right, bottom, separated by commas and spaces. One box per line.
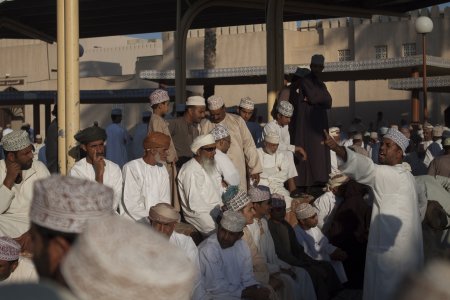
270, 194, 286, 208
210, 124, 229, 141
222, 186, 250, 212
207, 95, 224, 110
329, 127, 340, 136
61, 215, 195, 300
148, 203, 180, 224
379, 126, 389, 135
423, 122, 434, 130
0, 130, 31, 152
384, 128, 409, 155
325, 173, 349, 191
239, 97, 255, 110
264, 131, 280, 144
186, 96, 205, 106
248, 185, 271, 203
370, 132, 378, 139
149, 89, 170, 106
190, 134, 215, 154
295, 203, 319, 220
277, 101, 293, 117
0, 236, 20, 261
111, 108, 122, 116
311, 54, 325, 65
30, 175, 114, 234
143, 132, 170, 149
74, 126, 107, 144
220, 210, 246, 233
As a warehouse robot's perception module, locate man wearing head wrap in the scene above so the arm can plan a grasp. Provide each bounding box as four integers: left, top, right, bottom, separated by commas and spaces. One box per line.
148, 89, 179, 211
200, 95, 262, 190
279, 54, 332, 189
121, 132, 171, 222
69, 125, 122, 211
0, 130, 50, 238
313, 173, 349, 232
257, 131, 294, 209
325, 127, 423, 300
210, 124, 240, 193
427, 137, 450, 178
105, 108, 130, 168
267, 195, 342, 300
29, 175, 114, 288
148, 203, 206, 300
198, 210, 272, 300
169, 96, 206, 169
61, 214, 195, 300
0, 236, 37, 283
130, 111, 152, 160
424, 125, 444, 167
263, 101, 307, 194
177, 134, 222, 236
294, 203, 348, 284
246, 186, 317, 300
237, 96, 263, 146
418, 122, 433, 156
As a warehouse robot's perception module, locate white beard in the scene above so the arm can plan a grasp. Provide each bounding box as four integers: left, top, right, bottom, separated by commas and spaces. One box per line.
200, 156, 217, 177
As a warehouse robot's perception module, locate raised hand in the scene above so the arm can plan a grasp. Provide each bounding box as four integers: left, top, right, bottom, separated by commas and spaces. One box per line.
3, 159, 22, 189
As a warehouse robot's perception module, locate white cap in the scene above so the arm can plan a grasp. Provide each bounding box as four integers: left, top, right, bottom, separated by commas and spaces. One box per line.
264, 131, 280, 144
207, 95, 224, 110
239, 97, 255, 110
186, 96, 205, 106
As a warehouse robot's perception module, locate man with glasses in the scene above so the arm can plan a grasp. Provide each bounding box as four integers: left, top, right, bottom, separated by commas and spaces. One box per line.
121, 132, 171, 222
178, 134, 222, 236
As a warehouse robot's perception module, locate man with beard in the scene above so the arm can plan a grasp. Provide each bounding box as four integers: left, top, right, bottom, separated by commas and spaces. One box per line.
121, 132, 171, 222
69, 125, 122, 211
29, 175, 113, 287
0, 236, 37, 283
199, 210, 272, 300
324, 128, 423, 300
0, 130, 50, 237
178, 134, 222, 236
200, 95, 262, 190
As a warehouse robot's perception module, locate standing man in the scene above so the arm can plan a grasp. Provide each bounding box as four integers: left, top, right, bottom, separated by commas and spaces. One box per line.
45, 105, 58, 173
287, 55, 332, 188
130, 111, 151, 160
69, 125, 122, 211
169, 96, 206, 169
105, 108, 129, 168
201, 95, 262, 190
325, 128, 423, 300
424, 125, 444, 167
427, 137, 450, 177
121, 132, 171, 222
0, 130, 50, 237
32, 135, 44, 162
237, 97, 263, 146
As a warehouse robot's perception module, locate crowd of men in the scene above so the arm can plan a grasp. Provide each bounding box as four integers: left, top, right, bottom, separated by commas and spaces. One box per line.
0, 54, 449, 300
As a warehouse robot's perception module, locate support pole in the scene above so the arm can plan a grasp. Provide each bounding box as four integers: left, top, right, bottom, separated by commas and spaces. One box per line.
57, 0, 66, 174
411, 68, 420, 124
422, 34, 428, 122
64, 0, 80, 171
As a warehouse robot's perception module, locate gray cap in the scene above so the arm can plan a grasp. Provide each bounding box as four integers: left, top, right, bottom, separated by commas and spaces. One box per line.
220, 210, 246, 233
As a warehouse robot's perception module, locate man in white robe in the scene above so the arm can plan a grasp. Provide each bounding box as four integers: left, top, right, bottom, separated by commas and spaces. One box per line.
121, 132, 171, 222
200, 95, 262, 190
210, 124, 240, 193
0, 130, 50, 237
147, 203, 206, 300
0, 236, 37, 284
263, 101, 306, 193
325, 127, 424, 300
294, 203, 348, 284
69, 125, 122, 211
328, 127, 341, 175
178, 134, 222, 236
198, 210, 271, 300
105, 108, 130, 168
246, 186, 317, 300
257, 132, 293, 209
424, 126, 444, 167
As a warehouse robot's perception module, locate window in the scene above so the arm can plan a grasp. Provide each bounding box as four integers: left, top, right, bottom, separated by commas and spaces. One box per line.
402, 43, 416, 57
338, 49, 352, 61
375, 45, 388, 59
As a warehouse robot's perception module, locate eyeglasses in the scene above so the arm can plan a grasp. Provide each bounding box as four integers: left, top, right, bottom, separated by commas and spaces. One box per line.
200, 147, 216, 152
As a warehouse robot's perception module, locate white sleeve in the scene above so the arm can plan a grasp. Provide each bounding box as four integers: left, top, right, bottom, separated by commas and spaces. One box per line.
215, 153, 240, 186
339, 148, 377, 188
121, 163, 146, 221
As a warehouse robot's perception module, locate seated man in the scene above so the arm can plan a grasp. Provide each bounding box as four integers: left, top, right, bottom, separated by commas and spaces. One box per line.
246, 186, 317, 300
257, 131, 293, 209
210, 124, 240, 193
70, 125, 122, 211
198, 210, 271, 300
178, 134, 222, 236
0, 236, 37, 283
148, 203, 205, 300
0, 130, 50, 237
294, 203, 348, 284
268, 195, 342, 300
121, 132, 171, 222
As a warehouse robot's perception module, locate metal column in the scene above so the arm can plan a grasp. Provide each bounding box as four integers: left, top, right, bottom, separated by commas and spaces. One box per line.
57, 0, 66, 174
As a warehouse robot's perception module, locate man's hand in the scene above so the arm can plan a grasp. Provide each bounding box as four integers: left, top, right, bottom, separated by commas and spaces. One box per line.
92, 150, 105, 183
250, 173, 260, 186
295, 146, 308, 160
323, 129, 347, 162
14, 230, 33, 257
3, 159, 21, 189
